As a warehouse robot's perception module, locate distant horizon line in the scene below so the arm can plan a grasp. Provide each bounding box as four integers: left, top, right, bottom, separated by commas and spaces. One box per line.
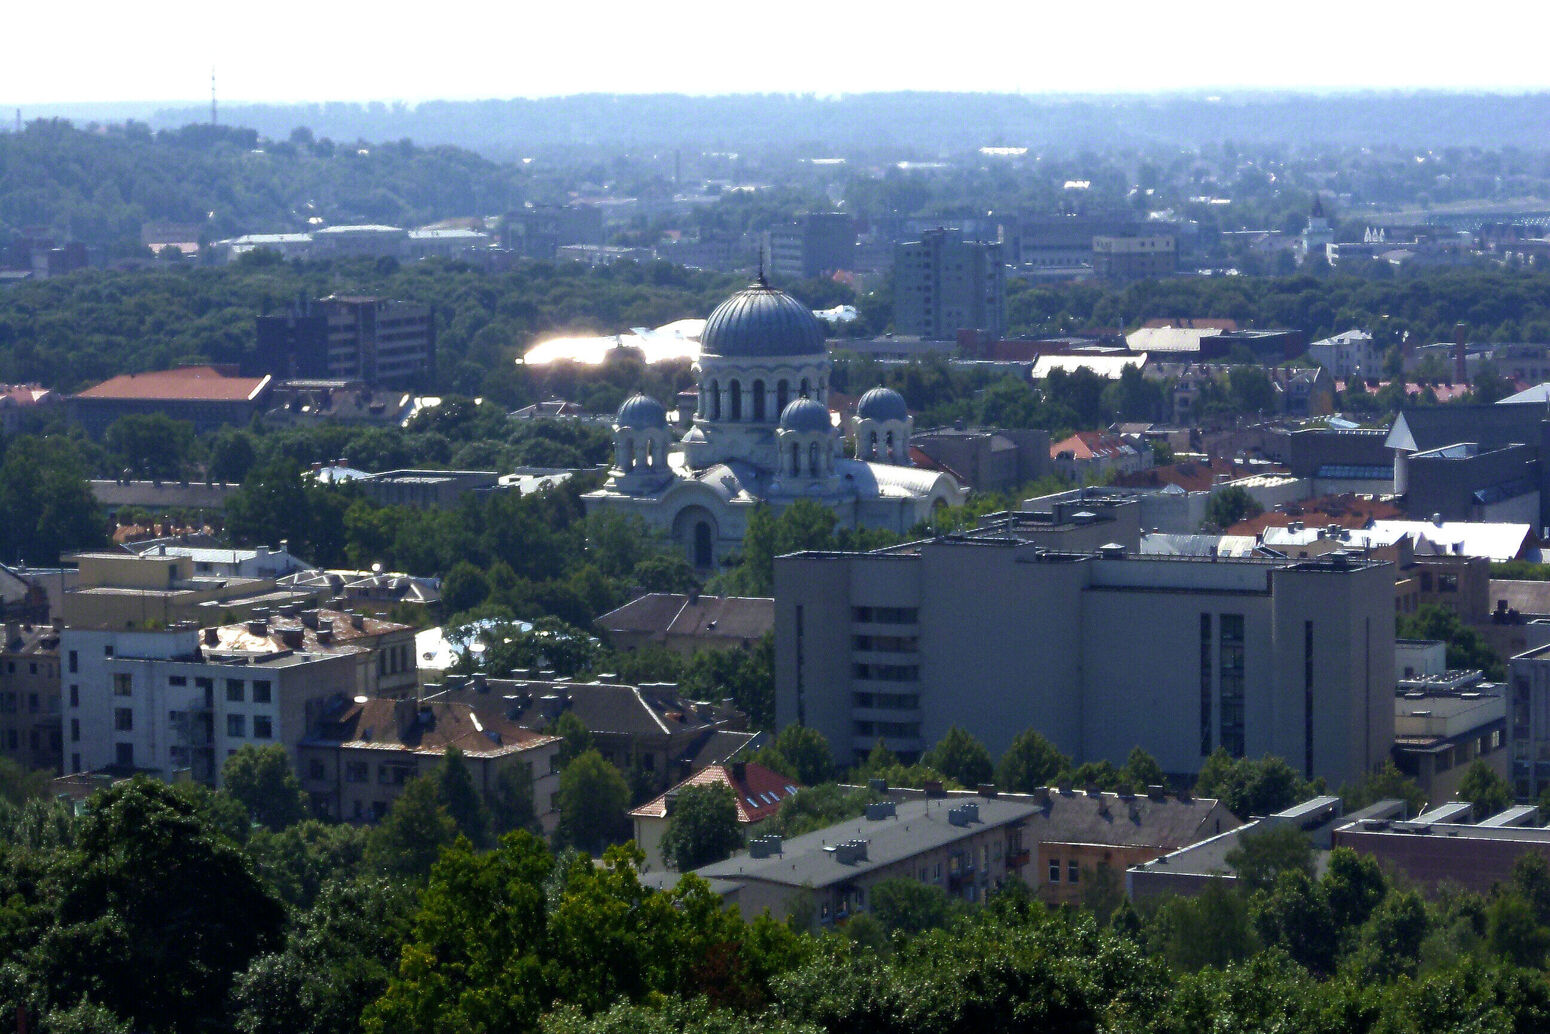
9, 85, 1550, 112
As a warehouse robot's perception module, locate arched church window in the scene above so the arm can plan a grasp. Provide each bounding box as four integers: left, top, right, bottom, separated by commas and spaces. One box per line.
777, 380, 790, 413
808, 441, 820, 477
790, 442, 801, 476
709, 380, 721, 420
730, 380, 743, 421
752, 379, 766, 421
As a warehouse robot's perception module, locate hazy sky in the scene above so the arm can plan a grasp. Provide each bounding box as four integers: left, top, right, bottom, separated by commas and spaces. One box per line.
10, 0, 1550, 106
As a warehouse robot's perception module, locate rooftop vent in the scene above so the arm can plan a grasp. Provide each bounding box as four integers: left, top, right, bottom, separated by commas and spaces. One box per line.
947, 802, 980, 827
865, 801, 897, 821
749, 834, 784, 858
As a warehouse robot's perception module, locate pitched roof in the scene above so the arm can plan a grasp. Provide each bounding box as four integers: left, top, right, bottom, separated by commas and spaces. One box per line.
1028, 787, 1239, 849
1386, 405, 1544, 453
596, 593, 773, 643
75, 366, 270, 403
630, 762, 800, 823
1051, 431, 1138, 461
305, 697, 556, 758
1489, 579, 1550, 618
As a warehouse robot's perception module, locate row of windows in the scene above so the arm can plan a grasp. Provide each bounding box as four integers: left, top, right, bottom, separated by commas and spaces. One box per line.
1047, 857, 1083, 884
852, 634, 919, 653
851, 606, 919, 624
343, 761, 414, 785
852, 692, 920, 710
852, 720, 921, 738
852, 663, 920, 683
226, 714, 273, 739
3, 661, 53, 677
377, 643, 414, 677
0, 692, 42, 713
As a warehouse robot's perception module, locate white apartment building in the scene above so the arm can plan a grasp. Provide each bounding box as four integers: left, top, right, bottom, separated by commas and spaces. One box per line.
775, 531, 1396, 789
61, 625, 355, 784
1307, 329, 1380, 381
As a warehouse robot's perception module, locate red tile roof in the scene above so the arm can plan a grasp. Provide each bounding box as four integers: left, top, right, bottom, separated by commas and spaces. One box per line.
1051, 431, 1135, 461
1227, 493, 1404, 537
75, 366, 270, 402
630, 761, 800, 823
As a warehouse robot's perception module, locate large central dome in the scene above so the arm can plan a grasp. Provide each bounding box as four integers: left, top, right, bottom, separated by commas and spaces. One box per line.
699, 280, 827, 359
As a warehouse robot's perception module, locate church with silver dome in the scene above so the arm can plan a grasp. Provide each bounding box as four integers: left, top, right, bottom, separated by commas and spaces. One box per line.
583, 279, 966, 569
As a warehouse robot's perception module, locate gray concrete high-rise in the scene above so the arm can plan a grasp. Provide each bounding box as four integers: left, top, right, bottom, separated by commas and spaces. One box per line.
892, 229, 1005, 341
774, 531, 1395, 789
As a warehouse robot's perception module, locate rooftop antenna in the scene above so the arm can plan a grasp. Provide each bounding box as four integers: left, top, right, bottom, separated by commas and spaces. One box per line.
210, 67, 217, 126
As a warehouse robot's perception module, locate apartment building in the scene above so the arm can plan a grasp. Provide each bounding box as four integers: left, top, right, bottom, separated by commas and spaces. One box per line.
893, 229, 1005, 341
0, 622, 61, 772
60, 625, 355, 784
62, 551, 319, 629
690, 795, 1039, 924
1092, 234, 1177, 282
775, 533, 1395, 788
204, 605, 419, 699
297, 695, 562, 831
426, 673, 757, 797
254, 296, 435, 386
766, 213, 855, 279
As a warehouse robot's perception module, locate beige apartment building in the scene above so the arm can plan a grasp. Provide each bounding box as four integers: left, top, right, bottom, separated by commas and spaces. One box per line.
0, 622, 62, 772
63, 552, 319, 630
297, 696, 561, 832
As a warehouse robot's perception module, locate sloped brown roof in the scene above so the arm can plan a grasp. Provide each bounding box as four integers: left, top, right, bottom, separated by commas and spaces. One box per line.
76, 366, 269, 402
307, 697, 556, 758
630, 762, 801, 823
1029, 788, 1240, 850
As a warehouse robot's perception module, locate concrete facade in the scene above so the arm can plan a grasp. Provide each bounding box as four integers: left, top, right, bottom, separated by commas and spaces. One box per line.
775, 537, 1395, 788
893, 230, 1005, 340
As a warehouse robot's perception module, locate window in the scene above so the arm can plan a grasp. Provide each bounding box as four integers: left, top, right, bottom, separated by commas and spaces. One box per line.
27, 693, 37, 713
115, 742, 133, 767
346, 761, 368, 783
226, 680, 245, 702
1219, 614, 1246, 758
308, 760, 326, 780
1048, 859, 1061, 883
104, 645, 113, 658
1199, 614, 1213, 756
68, 650, 77, 673
114, 707, 133, 731
70, 718, 79, 742
71, 753, 80, 773
253, 716, 273, 740
226, 715, 246, 738
1068, 860, 1080, 883
168, 676, 186, 687
252, 680, 272, 704
113, 674, 132, 697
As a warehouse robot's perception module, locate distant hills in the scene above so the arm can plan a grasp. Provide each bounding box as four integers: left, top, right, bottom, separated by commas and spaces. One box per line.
107, 91, 1550, 159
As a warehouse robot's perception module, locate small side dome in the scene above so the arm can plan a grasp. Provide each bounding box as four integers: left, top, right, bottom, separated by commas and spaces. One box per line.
615, 393, 667, 429
857, 386, 909, 422
779, 397, 831, 433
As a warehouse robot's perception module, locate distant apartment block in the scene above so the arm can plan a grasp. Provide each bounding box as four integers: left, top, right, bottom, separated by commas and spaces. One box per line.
70, 365, 273, 435
767, 213, 856, 279
503, 204, 605, 259
62, 551, 318, 630
1092, 234, 1177, 282
254, 296, 435, 386
893, 229, 1005, 341
775, 534, 1395, 789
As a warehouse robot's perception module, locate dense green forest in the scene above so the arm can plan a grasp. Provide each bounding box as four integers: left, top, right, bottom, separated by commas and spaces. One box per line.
4, 750, 1550, 1034
0, 119, 532, 253
6, 258, 1550, 400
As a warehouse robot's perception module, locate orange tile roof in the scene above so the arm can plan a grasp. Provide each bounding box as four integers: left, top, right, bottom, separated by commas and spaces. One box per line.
630, 761, 800, 823
1228, 493, 1404, 537
1051, 431, 1135, 461
75, 366, 270, 402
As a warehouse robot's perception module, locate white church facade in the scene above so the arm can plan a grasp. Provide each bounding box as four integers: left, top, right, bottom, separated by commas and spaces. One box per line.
583, 279, 966, 568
